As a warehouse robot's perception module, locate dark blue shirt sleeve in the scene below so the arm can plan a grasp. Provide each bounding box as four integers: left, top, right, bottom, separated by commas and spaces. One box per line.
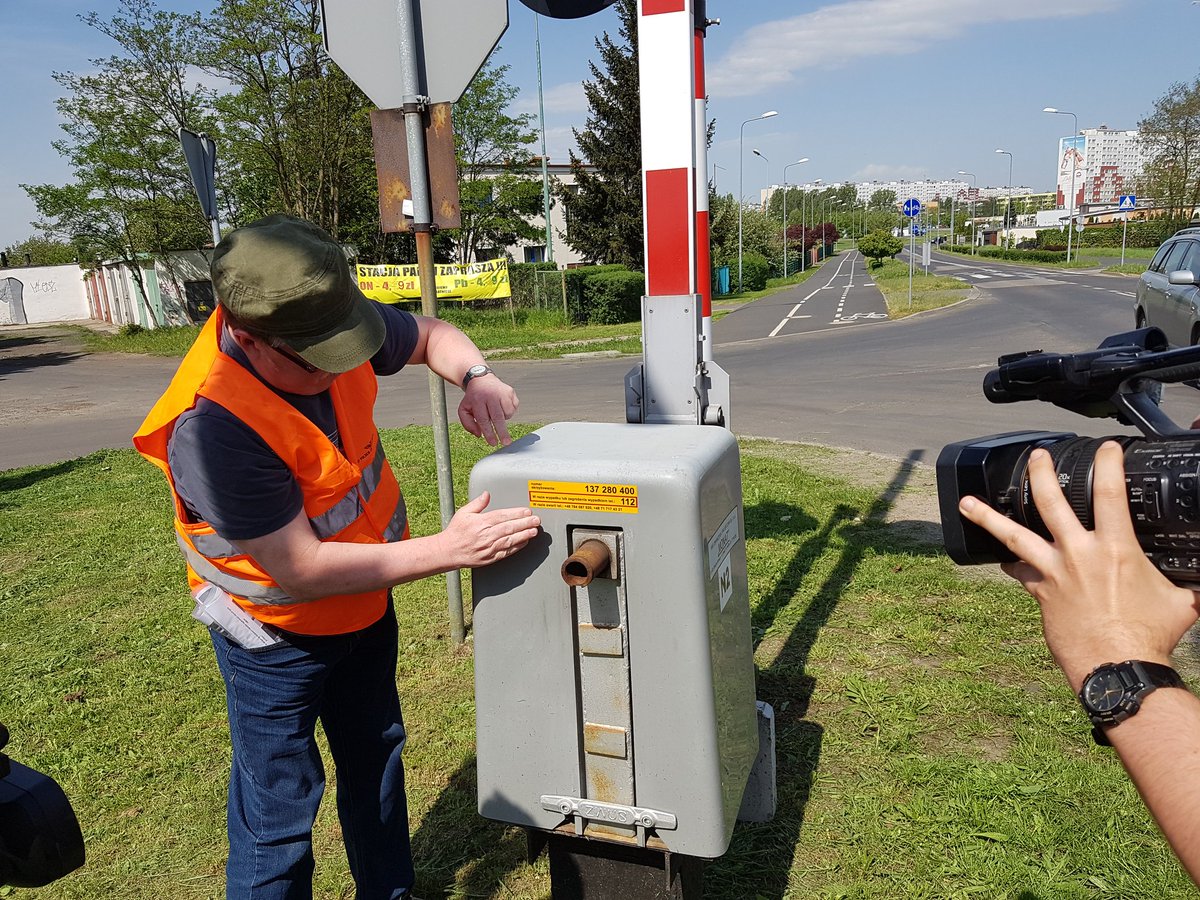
371, 303, 419, 376
168, 402, 305, 542
167, 304, 418, 543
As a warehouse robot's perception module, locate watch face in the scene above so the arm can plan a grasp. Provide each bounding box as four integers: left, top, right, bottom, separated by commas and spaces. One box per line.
1083, 669, 1128, 713
468, 365, 489, 377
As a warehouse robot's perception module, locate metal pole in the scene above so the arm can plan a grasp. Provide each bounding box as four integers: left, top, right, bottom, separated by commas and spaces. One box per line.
782, 181, 788, 278
396, 0, 464, 644
536, 14, 553, 263
800, 188, 806, 273
1122, 212, 1129, 265
738, 111, 776, 292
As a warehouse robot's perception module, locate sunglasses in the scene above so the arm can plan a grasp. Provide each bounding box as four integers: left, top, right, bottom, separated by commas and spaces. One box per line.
268, 341, 322, 374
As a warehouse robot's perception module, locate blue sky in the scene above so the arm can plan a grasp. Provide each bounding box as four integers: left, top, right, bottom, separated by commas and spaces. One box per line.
2, 0, 1198, 249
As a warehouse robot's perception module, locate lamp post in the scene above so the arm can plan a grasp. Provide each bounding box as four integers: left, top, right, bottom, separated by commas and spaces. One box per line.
739, 110, 778, 291
712, 163, 725, 193
957, 170, 976, 254
782, 158, 808, 277
752, 148, 770, 211
995, 149, 1013, 249
1043, 107, 1080, 263
535, 13, 553, 262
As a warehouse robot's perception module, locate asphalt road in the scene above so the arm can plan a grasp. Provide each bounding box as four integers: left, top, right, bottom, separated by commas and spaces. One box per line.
1, 254, 1189, 472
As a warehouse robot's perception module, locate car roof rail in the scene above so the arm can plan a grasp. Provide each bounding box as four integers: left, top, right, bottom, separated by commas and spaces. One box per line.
1172, 226, 1200, 237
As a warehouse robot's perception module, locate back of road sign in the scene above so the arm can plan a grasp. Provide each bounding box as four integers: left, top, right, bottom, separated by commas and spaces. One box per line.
321, 0, 507, 107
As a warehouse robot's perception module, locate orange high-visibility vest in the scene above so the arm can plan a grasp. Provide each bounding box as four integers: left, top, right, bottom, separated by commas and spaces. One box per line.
133, 309, 408, 636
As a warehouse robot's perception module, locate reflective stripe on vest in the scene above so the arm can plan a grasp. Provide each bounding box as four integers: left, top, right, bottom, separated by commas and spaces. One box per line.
178, 535, 297, 604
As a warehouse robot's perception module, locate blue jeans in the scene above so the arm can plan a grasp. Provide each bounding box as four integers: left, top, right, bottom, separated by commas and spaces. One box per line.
210, 601, 414, 900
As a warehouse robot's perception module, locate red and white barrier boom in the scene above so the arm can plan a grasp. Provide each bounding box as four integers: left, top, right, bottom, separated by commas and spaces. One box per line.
626, 0, 730, 428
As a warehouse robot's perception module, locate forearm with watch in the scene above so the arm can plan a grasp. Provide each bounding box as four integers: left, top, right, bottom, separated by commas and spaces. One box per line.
1073, 656, 1200, 885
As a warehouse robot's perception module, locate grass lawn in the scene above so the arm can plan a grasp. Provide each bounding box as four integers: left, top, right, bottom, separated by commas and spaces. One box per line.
1, 430, 1192, 899
867, 258, 970, 319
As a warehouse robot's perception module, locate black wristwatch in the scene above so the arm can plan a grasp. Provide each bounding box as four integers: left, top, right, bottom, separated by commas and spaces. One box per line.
1078, 660, 1185, 746
462, 364, 494, 389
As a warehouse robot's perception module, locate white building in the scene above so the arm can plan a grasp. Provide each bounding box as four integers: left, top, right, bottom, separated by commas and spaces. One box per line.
1053, 126, 1148, 209
761, 179, 1032, 209
474, 161, 595, 267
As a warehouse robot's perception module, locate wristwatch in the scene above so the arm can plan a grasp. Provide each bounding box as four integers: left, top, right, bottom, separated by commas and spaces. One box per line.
462, 364, 494, 389
1078, 660, 1185, 746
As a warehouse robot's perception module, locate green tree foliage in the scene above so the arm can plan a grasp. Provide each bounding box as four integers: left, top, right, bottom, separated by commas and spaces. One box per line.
451, 59, 543, 263
2, 237, 79, 267
23, 0, 212, 324
858, 230, 903, 267
1139, 75, 1200, 228
869, 188, 897, 209
198, 0, 377, 242
708, 193, 779, 271
559, 0, 644, 268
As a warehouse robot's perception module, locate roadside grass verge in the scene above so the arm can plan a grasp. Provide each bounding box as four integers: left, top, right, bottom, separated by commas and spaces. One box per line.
1, 432, 1191, 898
869, 257, 970, 318
75, 308, 644, 361
77, 268, 832, 361
712, 263, 823, 310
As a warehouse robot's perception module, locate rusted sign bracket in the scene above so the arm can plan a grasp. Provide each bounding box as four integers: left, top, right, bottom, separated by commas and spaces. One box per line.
370, 103, 461, 233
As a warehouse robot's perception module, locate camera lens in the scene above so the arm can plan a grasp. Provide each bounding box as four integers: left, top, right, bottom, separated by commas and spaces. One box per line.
1015, 437, 1123, 535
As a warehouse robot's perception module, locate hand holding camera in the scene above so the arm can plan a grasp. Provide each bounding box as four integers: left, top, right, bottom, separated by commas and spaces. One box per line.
956, 441, 1199, 691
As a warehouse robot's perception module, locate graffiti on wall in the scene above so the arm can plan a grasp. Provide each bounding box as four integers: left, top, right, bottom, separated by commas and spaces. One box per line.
0, 278, 28, 326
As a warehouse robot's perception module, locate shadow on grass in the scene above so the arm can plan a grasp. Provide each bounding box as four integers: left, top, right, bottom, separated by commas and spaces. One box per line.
0, 456, 95, 501
409, 755, 530, 899
707, 450, 931, 899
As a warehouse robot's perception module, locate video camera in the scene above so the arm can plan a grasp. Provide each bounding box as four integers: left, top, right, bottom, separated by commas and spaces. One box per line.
938, 327, 1200, 583
0, 722, 85, 886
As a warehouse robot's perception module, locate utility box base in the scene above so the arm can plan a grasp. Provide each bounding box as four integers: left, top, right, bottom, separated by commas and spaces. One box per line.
470, 422, 759, 859
538, 832, 704, 900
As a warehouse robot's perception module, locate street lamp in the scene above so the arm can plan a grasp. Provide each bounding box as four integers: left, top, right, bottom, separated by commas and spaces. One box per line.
957, 170, 977, 254
995, 149, 1013, 249
712, 163, 725, 193
1044, 107, 1080, 263
739, 110, 778, 291
752, 149, 770, 211
782, 158, 809, 277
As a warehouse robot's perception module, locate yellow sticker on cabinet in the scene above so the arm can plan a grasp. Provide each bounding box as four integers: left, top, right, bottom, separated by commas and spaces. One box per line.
527, 480, 639, 514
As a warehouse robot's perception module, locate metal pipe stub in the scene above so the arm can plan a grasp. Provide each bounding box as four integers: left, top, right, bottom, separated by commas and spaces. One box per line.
561, 539, 612, 586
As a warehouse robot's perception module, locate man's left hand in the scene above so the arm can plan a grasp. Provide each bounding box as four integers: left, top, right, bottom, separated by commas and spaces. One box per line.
459, 376, 518, 446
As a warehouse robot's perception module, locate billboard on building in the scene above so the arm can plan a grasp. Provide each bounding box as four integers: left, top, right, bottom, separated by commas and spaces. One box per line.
1056, 135, 1086, 210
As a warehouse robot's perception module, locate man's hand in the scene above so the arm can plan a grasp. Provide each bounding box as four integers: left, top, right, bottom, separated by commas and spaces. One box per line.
958, 441, 1199, 689
459, 376, 519, 447
440, 491, 540, 567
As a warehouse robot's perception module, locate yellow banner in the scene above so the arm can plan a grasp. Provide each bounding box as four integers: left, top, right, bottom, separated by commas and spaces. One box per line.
356, 258, 511, 303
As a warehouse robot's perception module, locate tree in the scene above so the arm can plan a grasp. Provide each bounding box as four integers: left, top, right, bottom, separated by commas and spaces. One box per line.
450, 58, 542, 263
1140, 75, 1200, 228
869, 188, 897, 209
2, 237, 78, 267
559, 0, 643, 268
198, 0, 377, 242
23, 0, 212, 325
858, 230, 903, 268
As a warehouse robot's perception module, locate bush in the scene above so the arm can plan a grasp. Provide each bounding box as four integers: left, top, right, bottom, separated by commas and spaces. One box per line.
738, 252, 772, 292
118, 323, 146, 337
580, 270, 644, 324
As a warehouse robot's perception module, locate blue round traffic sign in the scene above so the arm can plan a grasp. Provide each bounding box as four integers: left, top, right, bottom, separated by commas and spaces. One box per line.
903, 198, 921, 218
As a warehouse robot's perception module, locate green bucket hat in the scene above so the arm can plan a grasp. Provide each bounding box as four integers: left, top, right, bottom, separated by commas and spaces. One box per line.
211, 214, 385, 373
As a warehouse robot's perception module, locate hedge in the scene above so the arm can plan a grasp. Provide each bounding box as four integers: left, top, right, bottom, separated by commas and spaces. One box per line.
942, 245, 1067, 263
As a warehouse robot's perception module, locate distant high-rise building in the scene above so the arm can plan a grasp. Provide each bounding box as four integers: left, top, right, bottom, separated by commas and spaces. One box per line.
1054, 126, 1148, 209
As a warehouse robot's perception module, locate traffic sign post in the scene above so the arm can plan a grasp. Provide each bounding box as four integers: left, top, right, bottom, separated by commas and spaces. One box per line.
1119, 195, 1136, 266
322, 0, 512, 645
178, 128, 221, 247
903, 198, 919, 307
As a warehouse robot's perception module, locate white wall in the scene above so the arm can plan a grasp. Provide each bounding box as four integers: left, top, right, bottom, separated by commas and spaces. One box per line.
0, 265, 89, 325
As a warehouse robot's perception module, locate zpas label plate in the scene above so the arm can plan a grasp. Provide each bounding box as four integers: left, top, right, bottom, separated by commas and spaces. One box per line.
527, 480, 639, 514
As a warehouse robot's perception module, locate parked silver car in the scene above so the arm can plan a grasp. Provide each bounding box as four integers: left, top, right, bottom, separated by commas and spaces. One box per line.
1135, 228, 1200, 346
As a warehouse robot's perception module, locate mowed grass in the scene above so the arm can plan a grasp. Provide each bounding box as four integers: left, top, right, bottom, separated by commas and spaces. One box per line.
868, 257, 970, 319
0, 431, 1193, 899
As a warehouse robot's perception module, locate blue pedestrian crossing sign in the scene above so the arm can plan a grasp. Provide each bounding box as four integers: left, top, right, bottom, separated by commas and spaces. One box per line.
1118, 194, 1137, 211
903, 198, 921, 218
